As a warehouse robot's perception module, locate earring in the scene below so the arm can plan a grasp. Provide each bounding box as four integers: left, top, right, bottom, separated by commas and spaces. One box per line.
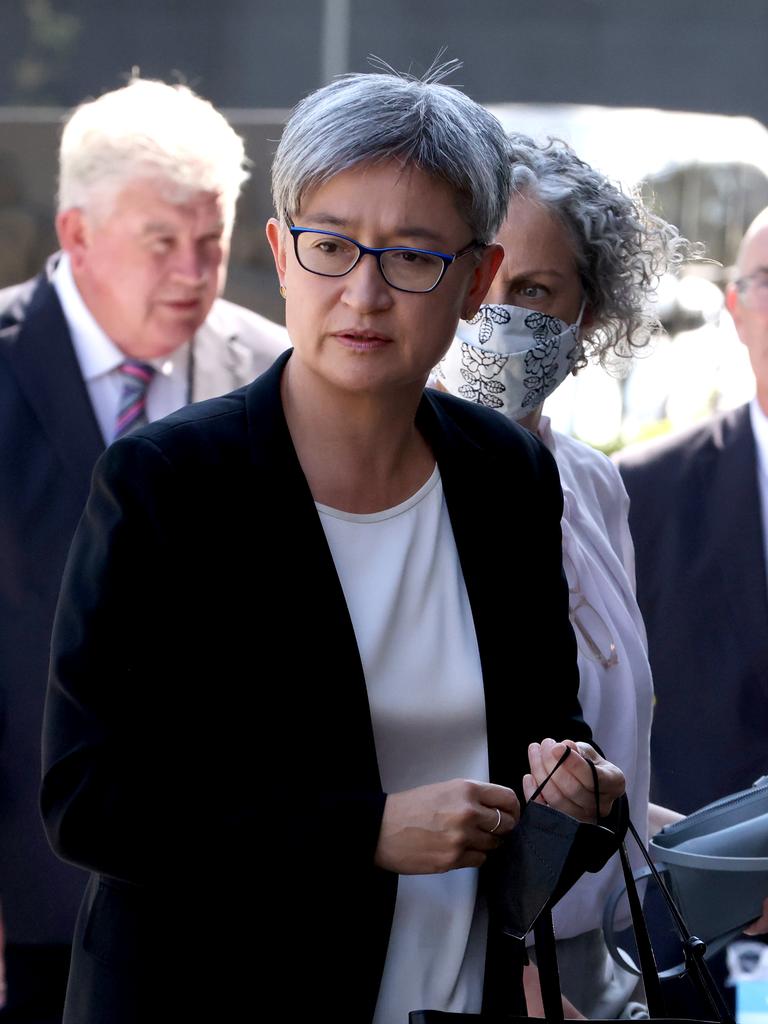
279, 285, 287, 299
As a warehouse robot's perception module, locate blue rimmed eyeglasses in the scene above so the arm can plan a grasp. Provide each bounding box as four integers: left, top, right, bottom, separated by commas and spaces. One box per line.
285, 214, 481, 294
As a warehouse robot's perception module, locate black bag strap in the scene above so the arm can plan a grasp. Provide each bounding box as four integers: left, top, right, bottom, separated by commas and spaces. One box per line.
533, 909, 565, 1021
531, 754, 734, 1024
622, 818, 735, 1024
617, 838, 666, 1015
524, 745, 573, 807
581, 755, 666, 1016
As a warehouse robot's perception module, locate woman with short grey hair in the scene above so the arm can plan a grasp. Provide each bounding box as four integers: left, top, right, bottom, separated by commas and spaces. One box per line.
43, 72, 626, 1022
265, 78, 625, 1021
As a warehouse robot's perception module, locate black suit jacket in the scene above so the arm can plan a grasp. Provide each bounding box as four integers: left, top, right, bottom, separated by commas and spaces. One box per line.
0, 272, 106, 946
0, 266, 287, 947
42, 351, 595, 1023
618, 404, 768, 813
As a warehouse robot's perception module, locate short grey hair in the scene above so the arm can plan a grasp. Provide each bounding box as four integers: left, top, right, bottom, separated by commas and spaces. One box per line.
271, 69, 511, 244
506, 133, 696, 365
58, 78, 249, 230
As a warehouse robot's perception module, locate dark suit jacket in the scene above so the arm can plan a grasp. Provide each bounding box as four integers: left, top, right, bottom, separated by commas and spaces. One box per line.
41, 350, 596, 1023
0, 266, 287, 947
617, 404, 768, 814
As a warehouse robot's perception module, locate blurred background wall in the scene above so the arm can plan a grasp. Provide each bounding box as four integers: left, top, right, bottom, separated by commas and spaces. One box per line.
2, 0, 766, 117
1, 0, 767, 442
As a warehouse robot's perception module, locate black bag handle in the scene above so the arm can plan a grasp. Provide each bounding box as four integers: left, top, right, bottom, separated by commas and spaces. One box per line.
531, 754, 734, 1024
524, 745, 573, 806
622, 818, 734, 1024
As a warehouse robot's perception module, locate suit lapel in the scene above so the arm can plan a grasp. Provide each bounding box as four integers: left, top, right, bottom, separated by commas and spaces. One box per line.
705, 405, 768, 681
190, 316, 254, 402
4, 275, 104, 492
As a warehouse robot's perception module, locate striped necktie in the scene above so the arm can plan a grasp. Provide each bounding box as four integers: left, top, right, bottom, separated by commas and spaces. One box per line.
114, 360, 156, 440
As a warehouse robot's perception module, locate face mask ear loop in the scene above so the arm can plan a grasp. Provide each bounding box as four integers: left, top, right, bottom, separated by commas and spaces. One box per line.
526, 746, 572, 807
575, 296, 587, 330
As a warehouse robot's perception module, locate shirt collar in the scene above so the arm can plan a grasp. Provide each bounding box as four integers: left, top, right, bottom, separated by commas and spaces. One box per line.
749, 396, 768, 481
535, 412, 579, 522
51, 253, 188, 382
52, 253, 124, 381
536, 413, 556, 455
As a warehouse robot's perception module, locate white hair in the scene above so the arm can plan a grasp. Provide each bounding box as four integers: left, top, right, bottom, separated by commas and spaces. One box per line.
58, 78, 249, 230
271, 68, 511, 244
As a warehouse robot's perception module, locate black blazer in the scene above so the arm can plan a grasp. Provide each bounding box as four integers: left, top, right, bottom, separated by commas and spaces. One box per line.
42, 351, 594, 1023
0, 271, 106, 945
618, 405, 768, 813
0, 266, 287, 947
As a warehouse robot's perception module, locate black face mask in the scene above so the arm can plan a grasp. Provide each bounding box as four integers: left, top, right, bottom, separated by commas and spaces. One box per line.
492, 747, 618, 940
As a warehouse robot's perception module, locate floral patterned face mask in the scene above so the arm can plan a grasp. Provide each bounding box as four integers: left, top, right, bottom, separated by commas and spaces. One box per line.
436, 300, 585, 420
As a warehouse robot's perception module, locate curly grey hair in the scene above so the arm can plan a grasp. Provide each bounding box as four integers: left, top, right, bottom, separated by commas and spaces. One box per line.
506, 132, 695, 365
272, 67, 511, 245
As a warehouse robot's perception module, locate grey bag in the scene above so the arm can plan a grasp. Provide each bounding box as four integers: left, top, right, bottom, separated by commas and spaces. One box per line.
605, 776, 768, 977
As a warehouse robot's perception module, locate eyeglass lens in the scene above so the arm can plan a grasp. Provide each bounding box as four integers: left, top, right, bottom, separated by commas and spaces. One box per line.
562, 549, 618, 670
569, 596, 618, 670
295, 231, 446, 291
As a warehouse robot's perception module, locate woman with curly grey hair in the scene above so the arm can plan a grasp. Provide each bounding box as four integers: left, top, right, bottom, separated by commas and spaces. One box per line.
438, 134, 692, 1018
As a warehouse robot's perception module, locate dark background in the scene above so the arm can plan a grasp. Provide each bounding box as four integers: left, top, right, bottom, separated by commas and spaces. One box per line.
1, 0, 767, 321
1, 0, 766, 121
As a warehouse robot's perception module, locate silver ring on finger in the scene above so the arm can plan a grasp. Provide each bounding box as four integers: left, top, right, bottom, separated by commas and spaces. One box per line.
488, 807, 502, 834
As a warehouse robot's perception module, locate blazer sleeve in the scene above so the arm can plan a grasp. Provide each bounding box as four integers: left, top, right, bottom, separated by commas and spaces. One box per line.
41, 432, 389, 885
41, 436, 191, 883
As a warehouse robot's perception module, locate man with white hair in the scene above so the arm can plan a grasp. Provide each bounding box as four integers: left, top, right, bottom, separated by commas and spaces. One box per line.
0, 77, 286, 1020
618, 207, 768, 817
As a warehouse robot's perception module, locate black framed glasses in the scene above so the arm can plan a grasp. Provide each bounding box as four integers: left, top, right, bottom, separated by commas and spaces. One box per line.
285, 214, 480, 294
562, 546, 619, 671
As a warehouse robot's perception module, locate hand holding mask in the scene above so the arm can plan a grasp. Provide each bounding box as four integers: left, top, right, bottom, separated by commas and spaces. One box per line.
525, 738, 626, 821
493, 743, 625, 940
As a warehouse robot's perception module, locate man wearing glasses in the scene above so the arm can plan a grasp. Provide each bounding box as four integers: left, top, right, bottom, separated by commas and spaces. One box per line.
618, 207, 768, 817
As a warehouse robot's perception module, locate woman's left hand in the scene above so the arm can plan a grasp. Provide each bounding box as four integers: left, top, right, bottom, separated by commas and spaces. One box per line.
523, 737, 625, 821
744, 897, 768, 935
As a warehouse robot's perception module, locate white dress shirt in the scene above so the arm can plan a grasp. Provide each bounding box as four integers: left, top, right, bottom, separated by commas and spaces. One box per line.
52, 254, 190, 443
317, 466, 489, 1024
749, 397, 768, 581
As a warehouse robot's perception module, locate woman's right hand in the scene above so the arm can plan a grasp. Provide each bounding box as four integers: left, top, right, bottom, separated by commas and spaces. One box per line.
374, 779, 519, 874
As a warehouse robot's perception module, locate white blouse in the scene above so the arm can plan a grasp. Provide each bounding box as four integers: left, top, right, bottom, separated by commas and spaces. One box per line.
538, 416, 653, 938
317, 466, 489, 1024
